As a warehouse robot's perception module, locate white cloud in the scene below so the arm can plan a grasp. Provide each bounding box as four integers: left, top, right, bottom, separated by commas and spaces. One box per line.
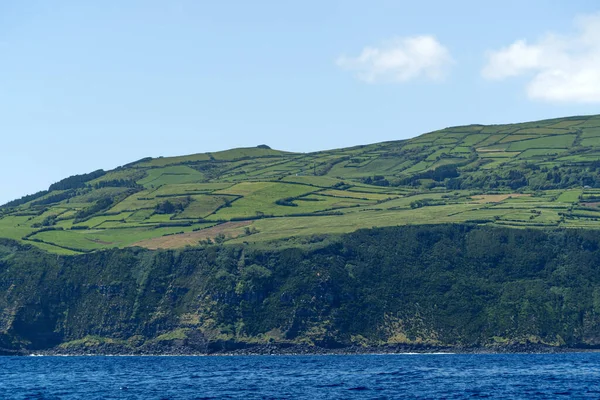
483, 13, 600, 103
336, 35, 453, 83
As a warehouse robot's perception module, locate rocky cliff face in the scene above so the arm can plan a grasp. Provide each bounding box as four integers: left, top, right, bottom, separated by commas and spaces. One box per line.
2, 224, 600, 354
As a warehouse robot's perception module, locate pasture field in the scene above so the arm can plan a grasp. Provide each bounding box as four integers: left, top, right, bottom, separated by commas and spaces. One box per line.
475, 134, 507, 148
295, 194, 374, 213
449, 146, 472, 154
470, 194, 530, 203
31, 223, 215, 252
580, 128, 600, 138
137, 165, 204, 187
209, 147, 288, 160
4, 114, 600, 253
518, 149, 569, 158
136, 153, 212, 167
88, 168, 145, 185
319, 189, 395, 201
460, 134, 489, 146
499, 135, 539, 143
479, 152, 520, 158
402, 161, 432, 174
507, 135, 575, 151
514, 127, 569, 135
214, 182, 278, 196
479, 160, 507, 169
580, 137, 600, 147
151, 183, 234, 196
557, 190, 582, 203
175, 195, 231, 219
108, 190, 163, 213
280, 175, 344, 188
211, 182, 317, 219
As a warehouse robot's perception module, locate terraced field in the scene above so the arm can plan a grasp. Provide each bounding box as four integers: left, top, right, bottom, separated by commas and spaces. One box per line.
3, 114, 600, 254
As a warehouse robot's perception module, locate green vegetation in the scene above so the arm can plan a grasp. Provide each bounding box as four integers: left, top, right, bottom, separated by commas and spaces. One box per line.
3, 225, 600, 353
3, 115, 600, 353
2, 116, 600, 253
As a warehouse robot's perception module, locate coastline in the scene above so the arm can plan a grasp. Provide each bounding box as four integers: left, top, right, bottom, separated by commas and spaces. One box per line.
5, 342, 599, 357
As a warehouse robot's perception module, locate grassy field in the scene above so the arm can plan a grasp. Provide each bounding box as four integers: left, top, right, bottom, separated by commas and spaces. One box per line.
3, 114, 600, 253
175, 195, 232, 219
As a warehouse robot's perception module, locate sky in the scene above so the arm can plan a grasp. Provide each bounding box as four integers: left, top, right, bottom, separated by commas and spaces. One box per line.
2, 0, 600, 204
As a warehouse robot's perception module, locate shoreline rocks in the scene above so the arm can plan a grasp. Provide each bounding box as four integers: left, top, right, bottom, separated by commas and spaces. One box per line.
14, 342, 598, 357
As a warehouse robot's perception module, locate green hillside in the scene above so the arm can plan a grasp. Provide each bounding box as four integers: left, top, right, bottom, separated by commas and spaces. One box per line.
3, 225, 600, 354
3, 114, 600, 254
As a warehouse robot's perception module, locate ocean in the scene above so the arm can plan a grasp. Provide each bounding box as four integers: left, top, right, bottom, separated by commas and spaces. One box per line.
1, 353, 599, 399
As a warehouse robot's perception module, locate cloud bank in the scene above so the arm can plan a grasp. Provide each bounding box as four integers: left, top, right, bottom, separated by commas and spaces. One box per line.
336, 35, 453, 83
483, 13, 600, 103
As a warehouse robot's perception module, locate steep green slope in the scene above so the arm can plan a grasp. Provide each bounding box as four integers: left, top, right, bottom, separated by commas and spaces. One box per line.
3, 114, 600, 354
3, 114, 600, 254
2, 225, 600, 354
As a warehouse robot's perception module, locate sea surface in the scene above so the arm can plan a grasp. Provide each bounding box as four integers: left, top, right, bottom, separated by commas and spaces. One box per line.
1, 353, 599, 399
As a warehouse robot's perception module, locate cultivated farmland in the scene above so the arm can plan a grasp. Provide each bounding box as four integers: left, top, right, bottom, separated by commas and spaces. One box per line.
3, 114, 600, 253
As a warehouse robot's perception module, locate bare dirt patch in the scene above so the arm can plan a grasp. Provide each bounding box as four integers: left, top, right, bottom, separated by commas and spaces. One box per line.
471, 194, 531, 204
582, 202, 600, 208
130, 221, 252, 249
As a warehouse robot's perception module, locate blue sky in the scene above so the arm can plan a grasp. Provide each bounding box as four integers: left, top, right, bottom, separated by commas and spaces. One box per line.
2, 0, 600, 204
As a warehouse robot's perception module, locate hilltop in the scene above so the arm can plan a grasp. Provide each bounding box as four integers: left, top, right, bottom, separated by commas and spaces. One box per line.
2, 114, 600, 254
3, 114, 600, 355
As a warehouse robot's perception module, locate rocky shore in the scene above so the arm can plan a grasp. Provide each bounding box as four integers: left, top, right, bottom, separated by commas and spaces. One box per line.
7, 342, 597, 357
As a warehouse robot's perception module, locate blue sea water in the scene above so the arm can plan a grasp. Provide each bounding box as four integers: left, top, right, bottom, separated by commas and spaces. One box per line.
1, 353, 599, 399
